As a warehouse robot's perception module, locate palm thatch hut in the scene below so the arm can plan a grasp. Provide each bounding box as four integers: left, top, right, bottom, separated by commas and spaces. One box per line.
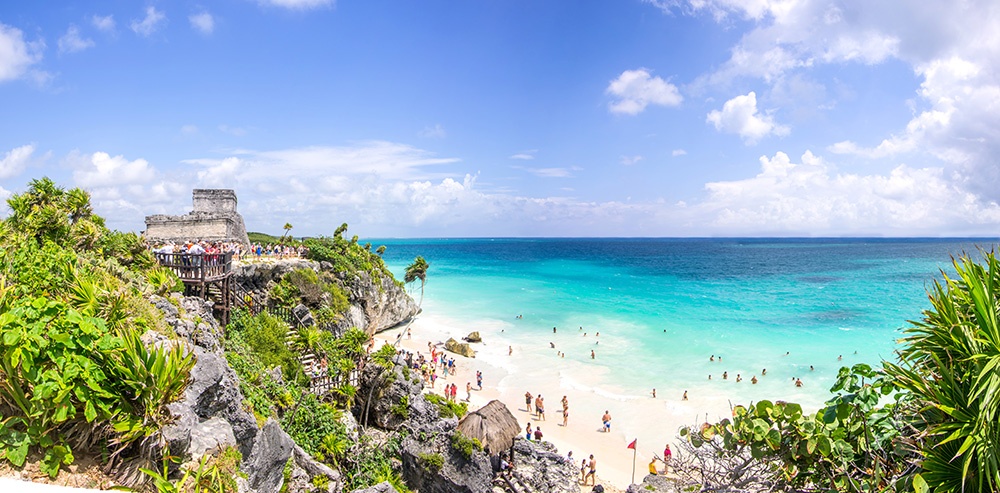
456, 399, 520, 454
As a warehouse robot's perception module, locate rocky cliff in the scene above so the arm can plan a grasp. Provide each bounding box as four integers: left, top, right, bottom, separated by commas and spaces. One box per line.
231, 259, 420, 336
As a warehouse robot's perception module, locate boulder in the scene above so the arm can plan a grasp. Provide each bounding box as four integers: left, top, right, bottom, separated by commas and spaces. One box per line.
354, 364, 452, 432
464, 332, 481, 343
292, 304, 315, 327
400, 431, 492, 493
187, 417, 237, 458
350, 482, 399, 493
508, 438, 578, 493
625, 474, 678, 493
445, 338, 476, 358
244, 419, 295, 493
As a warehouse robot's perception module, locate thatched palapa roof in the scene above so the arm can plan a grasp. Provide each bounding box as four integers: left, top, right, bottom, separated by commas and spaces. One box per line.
456, 399, 520, 453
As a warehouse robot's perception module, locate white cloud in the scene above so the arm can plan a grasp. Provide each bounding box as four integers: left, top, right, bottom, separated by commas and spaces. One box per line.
419, 124, 446, 138
672, 149, 687, 157
606, 69, 682, 115
510, 150, 537, 160
706, 91, 789, 144
0, 23, 45, 83
92, 15, 115, 32
58, 25, 95, 54
218, 124, 247, 136
0, 144, 34, 179
620, 155, 643, 166
695, 150, 1000, 235
131, 7, 166, 37
189, 12, 215, 35
520, 167, 578, 178
180, 124, 199, 135
72, 151, 156, 188
259, 0, 334, 10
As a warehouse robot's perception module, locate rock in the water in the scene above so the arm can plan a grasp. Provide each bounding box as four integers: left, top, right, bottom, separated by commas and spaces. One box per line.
464, 332, 481, 343
508, 438, 578, 493
350, 482, 399, 493
445, 338, 476, 358
400, 431, 492, 493
245, 419, 295, 493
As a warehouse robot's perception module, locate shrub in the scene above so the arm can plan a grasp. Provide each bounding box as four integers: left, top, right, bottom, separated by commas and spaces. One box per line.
450, 431, 482, 460
418, 452, 444, 473
279, 393, 348, 459
423, 393, 468, 419
227, 310, 302, 382
390, 395, 410, 419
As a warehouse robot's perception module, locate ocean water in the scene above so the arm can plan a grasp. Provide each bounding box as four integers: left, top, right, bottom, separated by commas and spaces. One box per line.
374, 238, 997, 412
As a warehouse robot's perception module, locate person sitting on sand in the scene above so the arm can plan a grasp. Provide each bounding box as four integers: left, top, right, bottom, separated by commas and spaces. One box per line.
602, 411, 611, 432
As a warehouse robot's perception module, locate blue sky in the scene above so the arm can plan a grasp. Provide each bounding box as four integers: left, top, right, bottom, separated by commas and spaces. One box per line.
2, 0, 1000, 237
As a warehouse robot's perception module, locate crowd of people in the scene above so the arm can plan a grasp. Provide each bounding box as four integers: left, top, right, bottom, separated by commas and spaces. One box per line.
146, 239, 307, 261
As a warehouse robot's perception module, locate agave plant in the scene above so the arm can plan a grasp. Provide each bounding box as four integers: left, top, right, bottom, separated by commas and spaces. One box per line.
885, 251, 1000, 493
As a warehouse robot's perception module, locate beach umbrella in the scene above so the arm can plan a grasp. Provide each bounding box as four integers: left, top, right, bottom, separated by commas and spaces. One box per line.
456, 399, 520, 454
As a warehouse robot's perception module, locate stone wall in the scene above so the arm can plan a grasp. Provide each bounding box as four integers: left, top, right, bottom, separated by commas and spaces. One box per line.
145, 189, 250, 245
193, 189, 238, 213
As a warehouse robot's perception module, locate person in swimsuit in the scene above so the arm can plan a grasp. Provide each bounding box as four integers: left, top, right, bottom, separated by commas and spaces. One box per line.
536, 396, 546, 420
585, 455, 597, 485
525, 392, 533, 412
602, 411, 611, 432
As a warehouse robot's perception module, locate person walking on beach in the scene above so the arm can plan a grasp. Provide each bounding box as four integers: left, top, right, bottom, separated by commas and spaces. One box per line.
585, 455, 597, 485
562, 406, 569, 427
466, 382, 472, 401
476, 371, 483, 390
525, 392, 533, 413
602, 411, 611, 432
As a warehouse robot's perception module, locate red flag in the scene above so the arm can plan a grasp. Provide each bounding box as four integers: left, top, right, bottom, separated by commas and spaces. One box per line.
627, 439, 637, 449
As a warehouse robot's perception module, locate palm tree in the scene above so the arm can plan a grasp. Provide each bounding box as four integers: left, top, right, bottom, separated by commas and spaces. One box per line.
404, 256, 429, 306
884, 251, 1000, 493
281, 223, 293, 244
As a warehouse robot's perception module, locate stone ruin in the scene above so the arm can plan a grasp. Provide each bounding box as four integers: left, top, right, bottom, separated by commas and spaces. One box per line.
144, 189, 250, 245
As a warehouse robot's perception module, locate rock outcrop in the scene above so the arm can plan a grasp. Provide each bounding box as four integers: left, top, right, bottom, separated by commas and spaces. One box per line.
445, 338, 476, 358
350, 482, 399, 493
400, 431, 492, 493
507, 439, 578, 493
464, 332, 481, 343
230, 260, 419, 336
355, 362, 453, 433
625, 474, 677, 493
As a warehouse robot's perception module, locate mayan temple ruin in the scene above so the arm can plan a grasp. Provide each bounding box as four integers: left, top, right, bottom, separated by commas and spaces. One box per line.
144, 189, 250, 245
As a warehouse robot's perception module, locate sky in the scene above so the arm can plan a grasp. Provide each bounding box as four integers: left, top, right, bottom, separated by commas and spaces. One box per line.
2, 0, 1000, 237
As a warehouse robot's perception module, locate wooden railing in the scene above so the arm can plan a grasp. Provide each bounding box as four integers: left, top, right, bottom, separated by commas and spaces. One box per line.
155, 252, 233, 282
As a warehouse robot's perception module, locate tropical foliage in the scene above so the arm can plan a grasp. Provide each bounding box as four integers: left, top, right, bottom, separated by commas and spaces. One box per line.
303, 223, 393, 283
404, 256, 429, 305
0, 178, 192, 478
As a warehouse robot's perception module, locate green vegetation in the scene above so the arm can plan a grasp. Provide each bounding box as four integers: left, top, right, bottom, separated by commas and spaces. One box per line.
683, 251, 1000, 493
280, 393, 350, 464
142, 446, 244, 493
303, 223, 394, 284
227, 310, 304, 384
268, 267, 350, 325
404, 256, 429, 306
418, 452, 444, 473
0, 178, 192, 478
390, 395, 410, 419
247, 231, 299, 245
450, 431, 482, 460
423, 393, 468, 419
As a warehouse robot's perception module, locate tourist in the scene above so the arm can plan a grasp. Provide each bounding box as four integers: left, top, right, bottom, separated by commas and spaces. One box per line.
562, 406, 569, 427
602, 410, 611, 432
591, 350, 595, 359
525, 422, 532, 440
534, 426, 543, 441
663, 444, 672, 472
682, 390, 688, 401
525, 391, 533, 412
553, 326, 557, 333
562, 395, 569, 410
509, 345, 513, 356
567, 451, 574, 463
585, 455, 597, 485
476, 371, 483, 390
762, 368, 767, 375
407, 328, 411, 339
736, 374, 742, 383
648, 457, 659, 475
751, 376, 758, 384
651, 388, 656, 398
537, 396, 546, 421
466, 382, 472, 402
580, 459, 588, 483
722, 371, 728, 380
708, 374, 712, 380
838, 355, 843, 361
795, 378, 803, 387
710, 355, 714, 362
810, 365, 815, 371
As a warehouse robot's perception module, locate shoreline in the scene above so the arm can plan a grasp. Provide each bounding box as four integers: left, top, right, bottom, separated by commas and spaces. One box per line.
375, 312, 751, 490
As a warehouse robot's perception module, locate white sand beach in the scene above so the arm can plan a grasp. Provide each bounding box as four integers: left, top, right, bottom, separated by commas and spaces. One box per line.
374, 310, 747, 490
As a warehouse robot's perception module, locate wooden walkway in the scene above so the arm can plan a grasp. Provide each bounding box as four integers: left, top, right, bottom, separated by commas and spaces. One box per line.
155, 252, 234, 325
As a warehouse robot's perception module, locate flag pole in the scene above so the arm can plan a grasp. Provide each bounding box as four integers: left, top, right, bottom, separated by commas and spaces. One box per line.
631, 444, 636, 485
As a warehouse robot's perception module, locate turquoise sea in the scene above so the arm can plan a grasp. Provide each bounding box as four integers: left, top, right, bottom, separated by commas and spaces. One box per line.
375, 238, 997, 411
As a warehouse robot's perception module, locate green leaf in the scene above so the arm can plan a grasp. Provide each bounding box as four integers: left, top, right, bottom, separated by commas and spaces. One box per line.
913, 473, 929, 493
84, 400, 97, 422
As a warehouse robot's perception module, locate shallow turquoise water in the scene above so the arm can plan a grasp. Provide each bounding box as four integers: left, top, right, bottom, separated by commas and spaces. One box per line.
373, 238, 997, 408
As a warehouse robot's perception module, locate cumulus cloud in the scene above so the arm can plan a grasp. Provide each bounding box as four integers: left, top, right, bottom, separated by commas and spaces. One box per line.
189, 12, 215, 35
694, 150, 1000, 235
706, 91, 789, 144
92, 15, 115, 32
72, 151, 156, 188
0, 144, 34, 179
131, 7, 166, 37
606, 69, 682, 115
0, 23, 45, 83
510, 150, 537, 160
519, 167, 579, 178
58, 25, 95, 54
672, 149, 687, 157
259, 0, 334, 10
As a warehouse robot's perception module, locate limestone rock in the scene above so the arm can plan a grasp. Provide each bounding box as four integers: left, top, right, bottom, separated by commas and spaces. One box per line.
464, 332, 481, 343
400, 431, 492, 493
625, 474, 678, 493
293, 304, 315, 327
445, 338, 476, 358
508, 438, 578, 493
350, 482, 399, 493
355, 364, 451, 432
188, 417, 237, 458
245, 419, 295, 493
